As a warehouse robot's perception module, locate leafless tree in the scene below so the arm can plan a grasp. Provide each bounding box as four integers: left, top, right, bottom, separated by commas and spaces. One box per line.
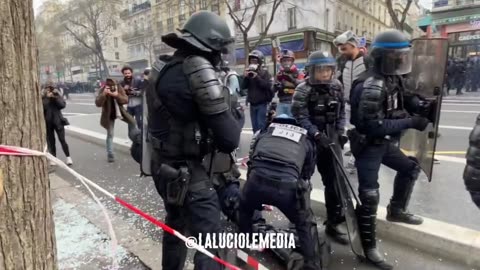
142, 30, 159, 66
1, 1, 57, 269
386, 0, 413, 31
63, 0, 121, 79
225, 0, 284, 67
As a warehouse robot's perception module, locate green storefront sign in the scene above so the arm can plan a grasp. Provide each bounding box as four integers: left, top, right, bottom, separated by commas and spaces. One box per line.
433, 14, 480, 25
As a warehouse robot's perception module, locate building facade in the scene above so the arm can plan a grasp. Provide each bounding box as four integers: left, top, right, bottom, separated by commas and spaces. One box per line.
427, 0, 480, 58
227, 0, 337, 72
151, 0, 226, 56
121, 0, 153, 74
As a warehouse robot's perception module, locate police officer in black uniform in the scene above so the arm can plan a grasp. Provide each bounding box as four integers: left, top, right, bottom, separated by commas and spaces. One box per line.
292, 51, 349, 245
349, 30, 432, 269
146, 11, 242, 270
464, 114, 480, 209
239, 114, 328, 270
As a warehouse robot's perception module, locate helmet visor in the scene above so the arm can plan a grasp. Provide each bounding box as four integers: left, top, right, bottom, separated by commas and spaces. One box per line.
381, 48, 413, 75
308, 64, 336, 85
221, 43, 236, 66
281, 58, 294, 69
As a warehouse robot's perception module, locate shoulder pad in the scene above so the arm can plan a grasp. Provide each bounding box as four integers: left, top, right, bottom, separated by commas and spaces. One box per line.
331, 79, 343, 92
363, 76, 385, 90
293, 82, 311, 100
183, 56, 214, 75
183, 56, 228, 115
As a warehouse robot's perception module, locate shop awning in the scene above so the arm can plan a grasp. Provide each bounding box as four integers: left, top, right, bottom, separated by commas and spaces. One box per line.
235, 39, 305, 59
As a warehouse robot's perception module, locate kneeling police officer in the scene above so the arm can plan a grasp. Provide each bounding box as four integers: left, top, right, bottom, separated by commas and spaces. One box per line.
239, 114, 328, 270
349, 30, 432, 269
292, 51, 348, 245
146, 11, 242, 270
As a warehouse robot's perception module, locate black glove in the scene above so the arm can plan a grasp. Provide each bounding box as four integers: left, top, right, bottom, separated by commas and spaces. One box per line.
339, 134, 349, 149
315, 132, 333, 148
411, 116, 429, 131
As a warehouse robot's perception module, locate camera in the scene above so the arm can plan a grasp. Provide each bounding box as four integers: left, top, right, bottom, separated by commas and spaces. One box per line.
247, 64, 258, 77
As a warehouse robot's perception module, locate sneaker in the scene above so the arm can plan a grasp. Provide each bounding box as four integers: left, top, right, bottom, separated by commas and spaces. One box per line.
108, 154, 115, 163
66, 157, 73, 166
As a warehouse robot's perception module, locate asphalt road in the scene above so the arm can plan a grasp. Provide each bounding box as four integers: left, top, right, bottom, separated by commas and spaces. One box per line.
61, 93, 480, 231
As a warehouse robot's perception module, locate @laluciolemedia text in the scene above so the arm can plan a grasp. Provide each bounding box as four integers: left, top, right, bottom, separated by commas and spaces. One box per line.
185, 233, 296, 249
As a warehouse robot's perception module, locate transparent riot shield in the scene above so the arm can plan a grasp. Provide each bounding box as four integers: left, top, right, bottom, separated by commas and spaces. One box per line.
326, 124, 363, 257
399, 38, 449, 182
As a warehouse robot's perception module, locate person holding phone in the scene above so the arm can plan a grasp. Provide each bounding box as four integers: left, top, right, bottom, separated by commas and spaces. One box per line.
43, 83, 73, 166
95, 78, 133, 162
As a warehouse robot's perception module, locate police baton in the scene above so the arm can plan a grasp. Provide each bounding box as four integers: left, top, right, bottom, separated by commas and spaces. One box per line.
328, 143, 361, 205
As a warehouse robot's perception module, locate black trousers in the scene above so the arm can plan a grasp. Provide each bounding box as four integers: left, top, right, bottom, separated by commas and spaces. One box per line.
239, 171, 320, 270
354, 142, 417, 190
46, 123, 70, 157
317, 146, 344, 224
151, 159, 223, 270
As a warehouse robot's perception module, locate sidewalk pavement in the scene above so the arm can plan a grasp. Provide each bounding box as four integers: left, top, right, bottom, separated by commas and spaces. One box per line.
51, 173, 196, 270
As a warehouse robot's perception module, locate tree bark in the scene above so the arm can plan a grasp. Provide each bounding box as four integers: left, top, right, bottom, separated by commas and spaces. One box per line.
0, 1, 57, 270
243, 35, 250, 69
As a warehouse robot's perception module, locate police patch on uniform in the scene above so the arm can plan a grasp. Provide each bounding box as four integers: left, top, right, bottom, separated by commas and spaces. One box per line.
270, 123, 307, 143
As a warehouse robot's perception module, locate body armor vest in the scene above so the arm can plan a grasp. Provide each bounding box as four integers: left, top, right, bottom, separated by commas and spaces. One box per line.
147, 57, 211, 160
307, 87, 340, 131
385, 76, 406, 119
251, 123, 308, 174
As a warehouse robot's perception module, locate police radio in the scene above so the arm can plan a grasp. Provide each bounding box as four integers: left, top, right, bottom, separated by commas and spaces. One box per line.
325, 100, 339, 124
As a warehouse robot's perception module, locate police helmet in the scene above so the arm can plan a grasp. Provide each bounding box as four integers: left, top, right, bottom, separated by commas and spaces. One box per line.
280, 49, 295, 70
272, 114, 297, 125
178, 11, 235, 53
370, 29, 412, 75
248, 50, 265, 65
306, 51, 336, 86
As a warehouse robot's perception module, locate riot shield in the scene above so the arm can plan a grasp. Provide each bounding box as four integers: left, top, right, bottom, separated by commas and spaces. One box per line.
325, 125, 363, 257
399, 38, 449, 182
141, 83, 152, 176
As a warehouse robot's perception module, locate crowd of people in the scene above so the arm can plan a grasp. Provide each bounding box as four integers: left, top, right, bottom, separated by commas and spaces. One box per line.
446, 56, 480, 95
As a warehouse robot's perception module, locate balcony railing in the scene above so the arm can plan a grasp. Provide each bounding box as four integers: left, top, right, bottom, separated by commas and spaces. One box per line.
120, 1, 151, 18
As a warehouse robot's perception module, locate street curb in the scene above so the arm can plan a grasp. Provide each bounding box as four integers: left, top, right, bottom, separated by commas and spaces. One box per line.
50, 174, 194, 270
65, 127, 480, 267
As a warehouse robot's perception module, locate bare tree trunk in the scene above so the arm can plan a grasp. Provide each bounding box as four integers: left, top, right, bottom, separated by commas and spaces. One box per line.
0, 1, 57, 270
98, 52, 110, 79
243, 35, 250, 69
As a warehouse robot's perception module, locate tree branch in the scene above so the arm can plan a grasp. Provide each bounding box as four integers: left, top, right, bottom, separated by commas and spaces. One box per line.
225, 0, 247, 33
245, 0, 263, 32
386, 0, 400, 30
400, 0, 413, 26
251, 0, 283, 50
64, 26, 97, 55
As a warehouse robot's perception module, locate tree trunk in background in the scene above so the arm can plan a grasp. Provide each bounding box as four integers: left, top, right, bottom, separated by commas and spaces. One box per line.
0, 1, 58, 270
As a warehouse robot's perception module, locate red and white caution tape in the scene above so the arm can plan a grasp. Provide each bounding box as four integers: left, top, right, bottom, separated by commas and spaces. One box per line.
236, 156, 249, 168
237, 249, 269, 270
0, 145, 242, 270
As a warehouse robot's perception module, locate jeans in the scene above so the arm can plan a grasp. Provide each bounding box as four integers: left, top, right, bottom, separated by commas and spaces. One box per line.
106, 121, 115, 157
276, 102, 292, 117
127, 105, 143, 130
249, 103, 267, 134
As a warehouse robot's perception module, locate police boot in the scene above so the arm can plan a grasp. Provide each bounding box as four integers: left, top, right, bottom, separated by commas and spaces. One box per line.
324, 192, 349, 245
357, 189, 393, 270
386, 169, 423, 225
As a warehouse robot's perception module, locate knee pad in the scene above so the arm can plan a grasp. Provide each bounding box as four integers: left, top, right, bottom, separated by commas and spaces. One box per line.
406, 156, 421, 180
359, 189, 380, 206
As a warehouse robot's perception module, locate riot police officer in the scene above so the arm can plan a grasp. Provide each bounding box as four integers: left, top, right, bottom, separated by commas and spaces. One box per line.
146, 11, 242, 270
349, 30, 432, 269
239, 114, 328, 270
464, 114, 480, 209
291, 51, 349, 245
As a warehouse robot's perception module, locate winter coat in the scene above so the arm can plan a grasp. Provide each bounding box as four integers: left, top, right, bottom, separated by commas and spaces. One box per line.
42, 88, 66, 127
95, 78, 134, 130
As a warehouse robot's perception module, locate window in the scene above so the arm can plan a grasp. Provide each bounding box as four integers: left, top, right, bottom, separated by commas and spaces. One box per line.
167, 18, 174, 31
156, 21, 163, 34
178, 0, 185, 21
234, 0, 240, 11
211, 0, 219, 14
200, 0, 207, 9
114, 37, 118, 48
115, 52, 119, 60
287, 7, 296, 30
112, 20, 117, 30
373, 1, 376, 17
190, 0, 196, 14
336, 8, 342, 30
258, 14, 267, 32
113, 65, 118, 69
